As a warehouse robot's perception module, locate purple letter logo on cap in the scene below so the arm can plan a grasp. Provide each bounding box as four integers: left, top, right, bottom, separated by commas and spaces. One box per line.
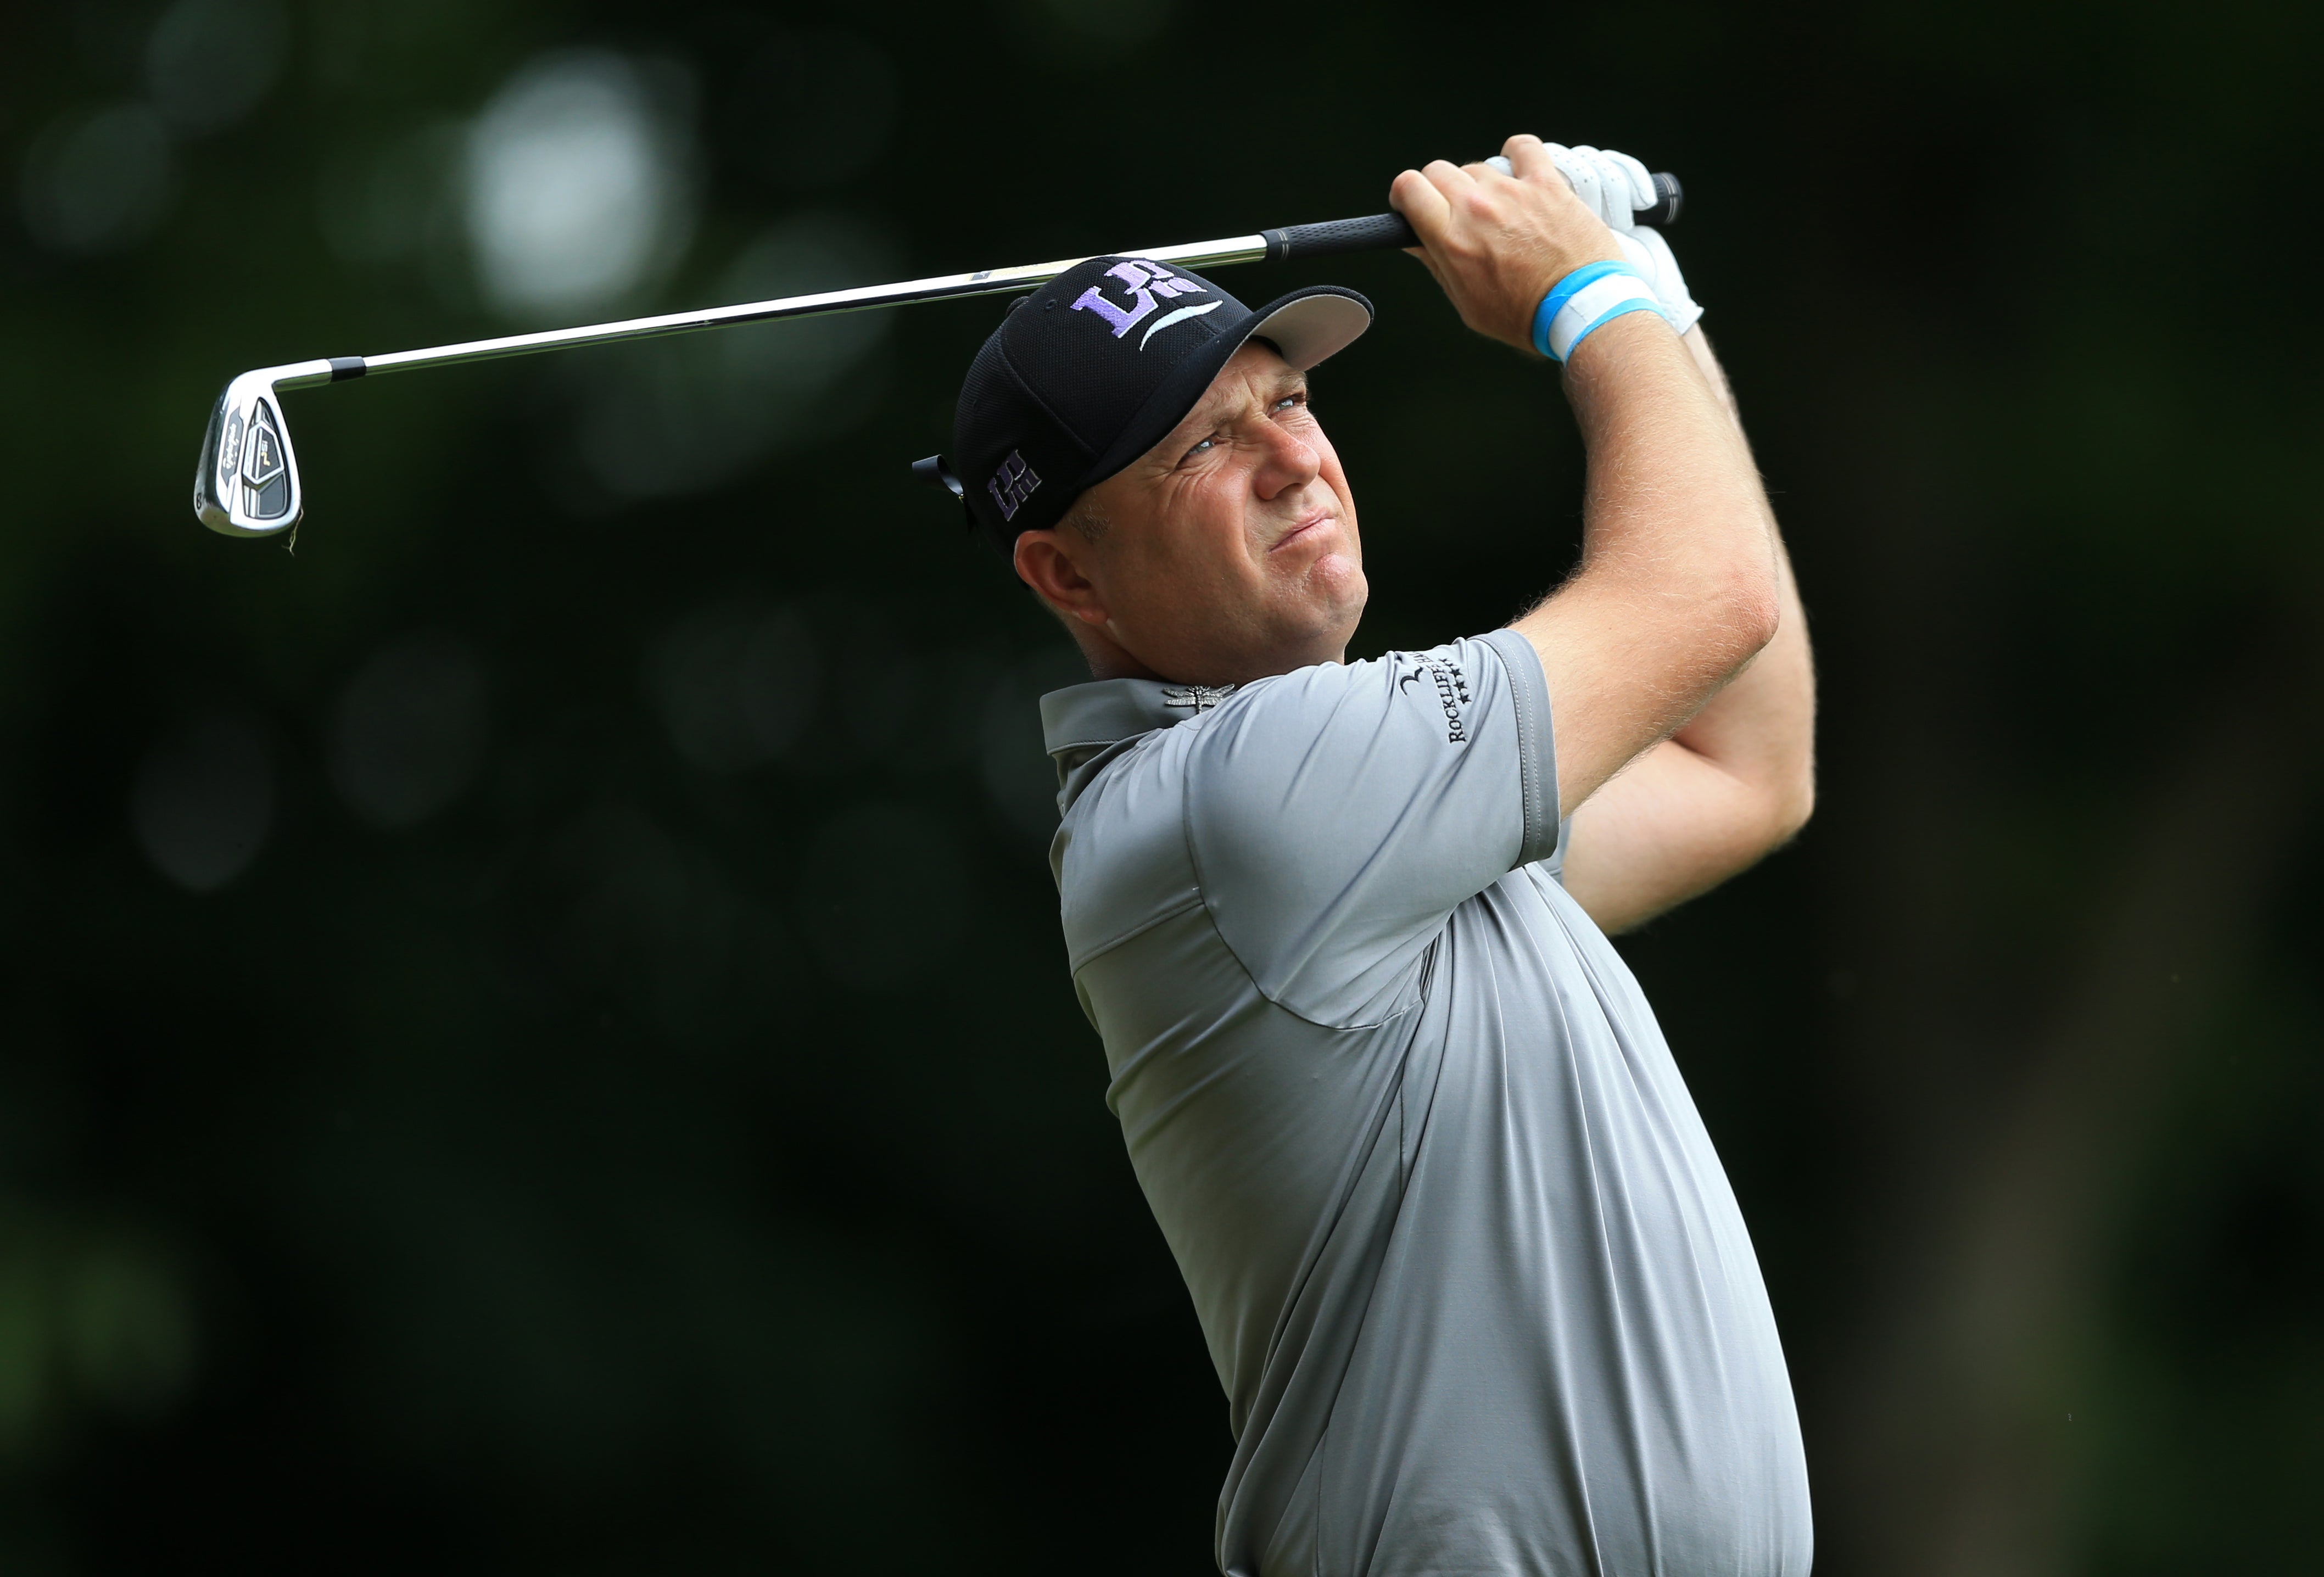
988, 450, 1041, 522
1069, 261, 1208, 339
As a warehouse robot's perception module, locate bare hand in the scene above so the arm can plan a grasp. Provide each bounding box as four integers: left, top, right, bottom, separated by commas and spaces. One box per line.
1389, 134, 1624, 354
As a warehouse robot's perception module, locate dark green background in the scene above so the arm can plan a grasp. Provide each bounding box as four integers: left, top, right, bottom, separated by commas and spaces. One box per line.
3, 0, 2319, 1570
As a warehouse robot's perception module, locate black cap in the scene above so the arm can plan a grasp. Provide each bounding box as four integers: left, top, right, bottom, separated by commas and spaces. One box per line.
921, 256, 1372, 557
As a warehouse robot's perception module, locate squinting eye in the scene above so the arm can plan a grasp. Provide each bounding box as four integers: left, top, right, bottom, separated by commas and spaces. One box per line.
1182, 437, 1215, 462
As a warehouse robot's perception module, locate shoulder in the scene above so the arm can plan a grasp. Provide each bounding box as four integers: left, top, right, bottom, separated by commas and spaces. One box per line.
1178, 636, 1530, 795
1051, 724, 1203, 970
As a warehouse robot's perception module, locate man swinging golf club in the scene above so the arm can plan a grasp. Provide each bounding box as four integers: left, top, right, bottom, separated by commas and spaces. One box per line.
938, 135, 1816, 1575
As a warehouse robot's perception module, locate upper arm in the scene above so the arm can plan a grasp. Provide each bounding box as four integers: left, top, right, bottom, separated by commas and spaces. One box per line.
1557, 735, 1810, 934
1186, 632, 1557, 1024
1557, 504, 1818, 933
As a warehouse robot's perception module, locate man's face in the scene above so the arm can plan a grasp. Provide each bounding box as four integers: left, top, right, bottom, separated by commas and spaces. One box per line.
1014, 342, 1367, 687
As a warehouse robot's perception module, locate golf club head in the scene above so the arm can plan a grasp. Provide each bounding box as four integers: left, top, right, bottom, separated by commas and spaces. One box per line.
194, 365, 320, 537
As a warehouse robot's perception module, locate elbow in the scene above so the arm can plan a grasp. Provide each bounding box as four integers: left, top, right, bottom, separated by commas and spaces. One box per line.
1725, 761, 1814, 881
1769, 763, 1816, 846
1710, 552, 1783, 672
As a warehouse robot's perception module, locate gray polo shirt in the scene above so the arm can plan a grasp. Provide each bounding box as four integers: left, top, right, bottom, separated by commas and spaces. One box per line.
1041, 630, 1811, 1577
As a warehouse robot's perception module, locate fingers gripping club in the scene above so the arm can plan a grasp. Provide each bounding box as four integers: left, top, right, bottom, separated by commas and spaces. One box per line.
1260, 156, 1681, 262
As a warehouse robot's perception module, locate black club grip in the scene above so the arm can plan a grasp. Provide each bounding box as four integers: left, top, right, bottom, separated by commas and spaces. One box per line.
1640, 171, 1683, 227
1261, 212, 1418, 260
1261, 172, 1682, 262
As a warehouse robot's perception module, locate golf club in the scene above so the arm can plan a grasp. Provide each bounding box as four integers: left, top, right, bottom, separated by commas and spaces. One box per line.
193, 164, 1680, 540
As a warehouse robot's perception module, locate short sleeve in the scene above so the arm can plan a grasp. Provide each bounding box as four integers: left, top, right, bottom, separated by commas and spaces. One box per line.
1182, 630, 1558, 1027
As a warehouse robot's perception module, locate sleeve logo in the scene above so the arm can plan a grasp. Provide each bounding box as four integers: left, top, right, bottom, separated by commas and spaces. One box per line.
1396, 654, 1471, 743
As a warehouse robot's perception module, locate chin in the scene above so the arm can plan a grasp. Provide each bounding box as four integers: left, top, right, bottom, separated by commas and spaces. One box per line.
1311, 553, 1368, 628
1280, 556, 1367, 663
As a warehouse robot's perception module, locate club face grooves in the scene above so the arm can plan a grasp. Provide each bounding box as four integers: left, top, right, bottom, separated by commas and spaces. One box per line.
195, 365, 322, 538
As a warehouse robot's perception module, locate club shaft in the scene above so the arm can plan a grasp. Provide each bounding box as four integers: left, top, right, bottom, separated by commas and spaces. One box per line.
203, 175, 1679, 537
285, 164, 1679, 382
344, 234, 1273, 380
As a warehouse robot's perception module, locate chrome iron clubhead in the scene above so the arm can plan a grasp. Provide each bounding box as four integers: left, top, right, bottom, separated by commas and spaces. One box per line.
193, 360, 332, 537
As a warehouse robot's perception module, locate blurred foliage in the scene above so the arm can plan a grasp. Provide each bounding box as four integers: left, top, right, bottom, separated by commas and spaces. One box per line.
1, 0, 2320, 1571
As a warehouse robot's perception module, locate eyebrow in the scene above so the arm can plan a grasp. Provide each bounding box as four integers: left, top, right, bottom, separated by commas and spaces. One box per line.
1175, 367, 1310, 441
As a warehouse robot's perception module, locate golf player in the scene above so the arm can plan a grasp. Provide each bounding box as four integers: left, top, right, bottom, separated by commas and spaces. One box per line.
934, 135, 1815, 1575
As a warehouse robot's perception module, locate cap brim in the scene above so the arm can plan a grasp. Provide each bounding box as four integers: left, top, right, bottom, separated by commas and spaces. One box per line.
1086, 283, 1374, 486
1245, 286, 1374, 372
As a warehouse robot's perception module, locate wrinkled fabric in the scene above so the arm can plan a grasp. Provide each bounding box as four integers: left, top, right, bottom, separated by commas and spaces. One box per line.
1043, 631, 1811, 1577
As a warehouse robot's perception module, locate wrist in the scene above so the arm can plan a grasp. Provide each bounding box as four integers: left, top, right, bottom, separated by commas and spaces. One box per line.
1531, 260, 1672, 362
1559, 305, 1682, 381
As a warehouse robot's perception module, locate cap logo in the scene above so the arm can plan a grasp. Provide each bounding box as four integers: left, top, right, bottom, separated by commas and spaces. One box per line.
1069, 261, 1211, 344
987, 450, 1041, 522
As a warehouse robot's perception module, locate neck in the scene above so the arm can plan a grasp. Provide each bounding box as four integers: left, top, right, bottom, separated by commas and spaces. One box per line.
1069, 618, 1351, 687
1070, 623, 1160, 681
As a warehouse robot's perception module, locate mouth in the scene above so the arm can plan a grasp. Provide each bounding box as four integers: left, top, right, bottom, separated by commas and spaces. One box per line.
1270, 508, 1336, 555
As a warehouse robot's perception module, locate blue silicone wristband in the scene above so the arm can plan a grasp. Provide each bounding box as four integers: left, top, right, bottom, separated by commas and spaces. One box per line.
1530, 260, 1655, 361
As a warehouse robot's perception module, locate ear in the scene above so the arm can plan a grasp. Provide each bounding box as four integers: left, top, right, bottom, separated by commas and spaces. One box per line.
1014, 530, 1110, 627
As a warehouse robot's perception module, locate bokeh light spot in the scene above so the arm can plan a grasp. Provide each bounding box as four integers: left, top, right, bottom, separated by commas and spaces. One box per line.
651, 600, 820, 773
19, 104, 174, 256
329, 630, 489, 830
564, 214, 895, 501
144, 0, 289, 134
463, 50, 693, 319
130, 709, 273, 893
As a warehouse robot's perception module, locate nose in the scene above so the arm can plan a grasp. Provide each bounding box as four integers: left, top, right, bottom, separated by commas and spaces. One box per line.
1252, 417, 1320, 501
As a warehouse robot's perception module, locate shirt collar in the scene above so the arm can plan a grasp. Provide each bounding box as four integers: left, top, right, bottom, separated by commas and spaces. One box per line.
1040, 678, 1239, 804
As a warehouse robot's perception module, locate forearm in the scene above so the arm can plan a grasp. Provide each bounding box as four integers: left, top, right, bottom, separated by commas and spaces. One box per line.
1383, 138, 1781, 817
1663, 331, 1814, 814
1561, 332, 1816, 932
1517, 315, 1781, 809
1681, 323, 1744, 432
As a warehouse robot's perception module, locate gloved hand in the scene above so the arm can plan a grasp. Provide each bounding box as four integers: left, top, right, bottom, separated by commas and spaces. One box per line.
1544, 143, 1704, 334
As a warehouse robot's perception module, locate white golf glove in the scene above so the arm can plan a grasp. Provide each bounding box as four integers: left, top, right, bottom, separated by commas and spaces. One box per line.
1543, 143, 1705, 334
